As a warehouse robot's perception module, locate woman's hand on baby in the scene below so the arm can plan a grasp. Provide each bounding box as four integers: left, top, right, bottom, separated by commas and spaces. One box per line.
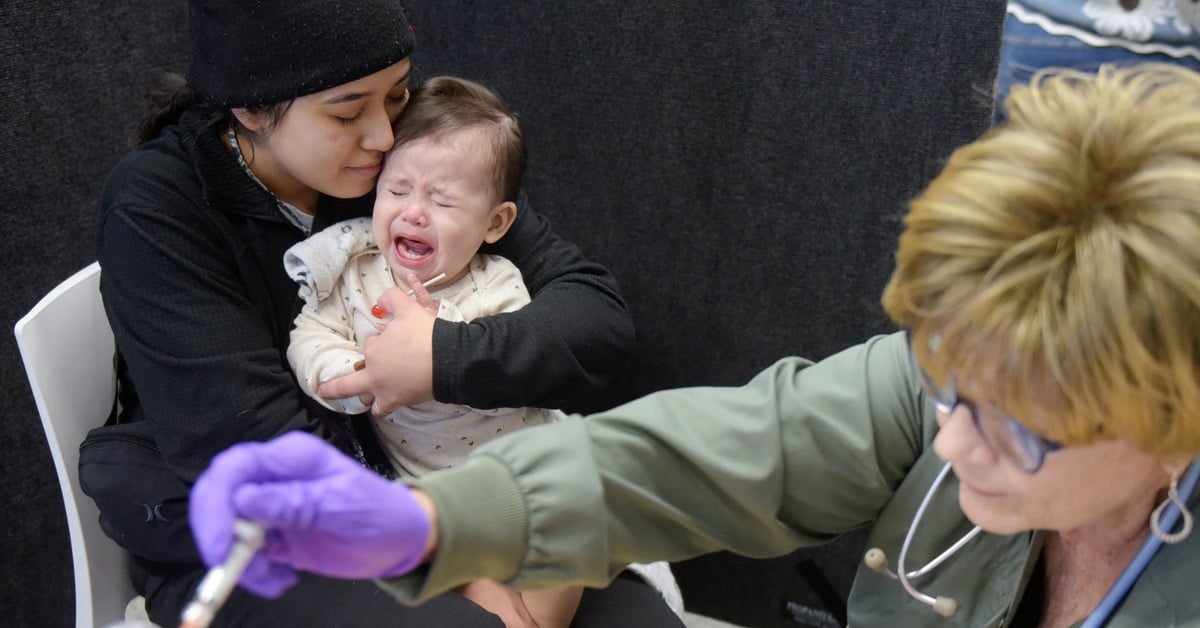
402, 270, 441, 312
189, 432, 438, 598
362, 286, 438, 413
318, 278, 438, 413
368, 272, 439, 331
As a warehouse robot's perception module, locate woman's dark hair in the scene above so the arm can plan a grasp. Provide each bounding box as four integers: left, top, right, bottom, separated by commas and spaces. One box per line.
136, 73, 205, 144
135, 72, 290, 145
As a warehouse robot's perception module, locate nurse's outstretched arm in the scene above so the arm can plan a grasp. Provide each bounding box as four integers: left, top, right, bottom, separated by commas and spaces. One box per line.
188, 432, 438, 598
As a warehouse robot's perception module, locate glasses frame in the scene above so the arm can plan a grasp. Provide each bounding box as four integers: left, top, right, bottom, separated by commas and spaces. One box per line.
907, 333, 1062, 473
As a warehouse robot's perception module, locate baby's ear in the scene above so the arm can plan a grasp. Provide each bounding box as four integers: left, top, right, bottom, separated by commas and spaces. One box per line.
483, 201, 517, 243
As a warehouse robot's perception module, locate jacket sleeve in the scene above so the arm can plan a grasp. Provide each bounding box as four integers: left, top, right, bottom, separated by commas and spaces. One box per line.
431, 203, 635, 412
97, 152, 350, 484
384, 332, 934, 602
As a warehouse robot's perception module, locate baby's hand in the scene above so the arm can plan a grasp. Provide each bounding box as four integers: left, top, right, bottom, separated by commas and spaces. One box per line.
457, 579, 538, 628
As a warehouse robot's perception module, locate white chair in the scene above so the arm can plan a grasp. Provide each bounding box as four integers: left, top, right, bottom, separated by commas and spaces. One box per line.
15, 262, 135, 628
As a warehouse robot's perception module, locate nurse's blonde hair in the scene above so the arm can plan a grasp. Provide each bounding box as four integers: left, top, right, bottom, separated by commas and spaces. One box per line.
882, 63, 1200, 457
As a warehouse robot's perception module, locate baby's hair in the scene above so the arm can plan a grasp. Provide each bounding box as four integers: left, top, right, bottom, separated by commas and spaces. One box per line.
391, 76, 526, 202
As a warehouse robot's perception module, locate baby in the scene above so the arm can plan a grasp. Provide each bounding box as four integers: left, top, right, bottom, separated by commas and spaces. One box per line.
284, 75, 582, 627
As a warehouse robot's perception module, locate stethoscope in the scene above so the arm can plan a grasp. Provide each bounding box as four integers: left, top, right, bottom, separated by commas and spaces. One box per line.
863, 459, 1200, 625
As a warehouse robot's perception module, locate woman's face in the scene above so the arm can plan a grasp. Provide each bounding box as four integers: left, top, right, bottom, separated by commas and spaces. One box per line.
932, 392, 1172, 537
234, 59, 413, 213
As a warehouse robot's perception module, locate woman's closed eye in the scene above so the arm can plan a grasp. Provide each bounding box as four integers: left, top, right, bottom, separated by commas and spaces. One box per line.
336, 109, 365, 125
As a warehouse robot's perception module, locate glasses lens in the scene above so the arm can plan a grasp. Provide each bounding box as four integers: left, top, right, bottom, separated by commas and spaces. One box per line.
976, 414, 1042, 472
908, 332, 1060, 473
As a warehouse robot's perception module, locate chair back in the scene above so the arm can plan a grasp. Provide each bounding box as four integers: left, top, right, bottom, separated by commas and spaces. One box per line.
14, 262, 134, 628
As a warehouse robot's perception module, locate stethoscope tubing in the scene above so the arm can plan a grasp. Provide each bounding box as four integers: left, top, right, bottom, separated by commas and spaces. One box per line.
1079, 458, 1200, 628
895, 458, 1200, 625
897, 463, 980, 591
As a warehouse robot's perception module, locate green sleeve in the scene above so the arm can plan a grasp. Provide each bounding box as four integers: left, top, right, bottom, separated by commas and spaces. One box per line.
381, 332, 932, 603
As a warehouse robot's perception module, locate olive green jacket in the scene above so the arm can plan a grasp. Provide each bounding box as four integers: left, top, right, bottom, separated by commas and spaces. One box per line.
383, 332, 1200, 627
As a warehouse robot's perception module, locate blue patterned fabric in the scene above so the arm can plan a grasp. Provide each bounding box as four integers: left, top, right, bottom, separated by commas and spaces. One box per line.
994, 1, 1200, 122
1012, 1, 1200, 57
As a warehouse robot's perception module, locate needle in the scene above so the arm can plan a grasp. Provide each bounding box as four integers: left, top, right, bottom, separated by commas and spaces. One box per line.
178, 520, 266, 628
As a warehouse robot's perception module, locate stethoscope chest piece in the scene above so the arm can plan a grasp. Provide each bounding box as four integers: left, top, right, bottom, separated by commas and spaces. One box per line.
862, 462, 980, 619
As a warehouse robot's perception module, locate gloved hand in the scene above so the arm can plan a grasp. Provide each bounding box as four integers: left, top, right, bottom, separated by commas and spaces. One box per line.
189, 431, 432, 598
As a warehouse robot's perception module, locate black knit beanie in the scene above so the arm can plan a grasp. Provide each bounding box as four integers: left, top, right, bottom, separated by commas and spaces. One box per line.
186, 0, 416, 108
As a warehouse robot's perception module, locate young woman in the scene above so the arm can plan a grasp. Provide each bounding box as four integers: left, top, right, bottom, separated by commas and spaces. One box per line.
89, 1, 677, 626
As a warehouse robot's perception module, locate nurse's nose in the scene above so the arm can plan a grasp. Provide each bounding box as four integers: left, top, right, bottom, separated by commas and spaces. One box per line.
932, 405, 997, 466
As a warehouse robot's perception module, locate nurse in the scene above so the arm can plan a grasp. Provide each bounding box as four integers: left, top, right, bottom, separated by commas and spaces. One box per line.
191, 63, 1200, 626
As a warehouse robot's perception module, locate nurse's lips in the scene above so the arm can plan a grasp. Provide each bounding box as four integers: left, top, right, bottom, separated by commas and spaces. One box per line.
958, 478, 1003, 498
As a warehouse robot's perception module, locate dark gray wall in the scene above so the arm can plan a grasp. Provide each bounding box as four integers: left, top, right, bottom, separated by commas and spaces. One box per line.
2, 2, 188, 626
1, 2, 1002, 626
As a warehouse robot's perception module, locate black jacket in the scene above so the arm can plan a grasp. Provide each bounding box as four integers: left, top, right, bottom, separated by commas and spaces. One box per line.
96, 105, 635, 485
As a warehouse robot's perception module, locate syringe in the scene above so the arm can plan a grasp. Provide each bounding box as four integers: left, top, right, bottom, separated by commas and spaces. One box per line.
178, 519, 265, 628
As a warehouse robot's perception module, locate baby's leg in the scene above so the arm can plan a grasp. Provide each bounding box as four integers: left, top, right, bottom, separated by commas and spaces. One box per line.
456, 578, 537, 628
522, 585, 584, 628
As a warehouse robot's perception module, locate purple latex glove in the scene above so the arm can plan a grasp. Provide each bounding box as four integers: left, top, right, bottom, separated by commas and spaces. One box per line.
189, 431, 431, 598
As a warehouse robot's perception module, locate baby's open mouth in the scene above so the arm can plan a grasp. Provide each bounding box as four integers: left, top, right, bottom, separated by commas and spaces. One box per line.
396, 237, 433, 260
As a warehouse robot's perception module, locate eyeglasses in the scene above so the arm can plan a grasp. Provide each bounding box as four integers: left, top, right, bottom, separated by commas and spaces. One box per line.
908, 334, 1062, 473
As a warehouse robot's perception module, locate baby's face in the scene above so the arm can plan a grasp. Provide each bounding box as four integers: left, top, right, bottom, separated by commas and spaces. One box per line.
372, 128, 503, 287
